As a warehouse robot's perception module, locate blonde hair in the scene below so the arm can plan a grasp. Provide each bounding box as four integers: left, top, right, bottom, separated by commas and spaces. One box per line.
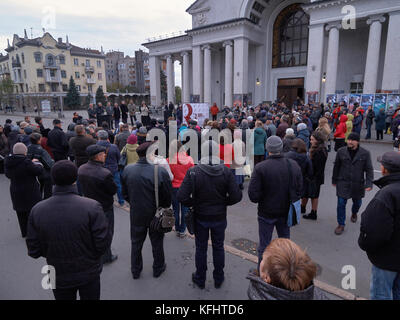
261, 239, 317, 292
317, 117, 331, 137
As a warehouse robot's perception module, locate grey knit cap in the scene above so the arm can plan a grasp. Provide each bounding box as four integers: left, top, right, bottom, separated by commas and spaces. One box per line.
13, 142, 28, 155
266, 136, 283, 154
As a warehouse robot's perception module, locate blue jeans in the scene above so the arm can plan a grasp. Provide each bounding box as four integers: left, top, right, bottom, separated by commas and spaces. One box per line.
172, 188, 188, 233
366, 123, 372, 139
193, 219, 227, 285
337, 197, 362, 226
370, 265, 400, 300
257, 216, 290, 267
113, 171, 124, 205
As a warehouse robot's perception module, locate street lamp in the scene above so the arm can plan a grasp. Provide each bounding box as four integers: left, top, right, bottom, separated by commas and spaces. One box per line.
256, 78, 261, 86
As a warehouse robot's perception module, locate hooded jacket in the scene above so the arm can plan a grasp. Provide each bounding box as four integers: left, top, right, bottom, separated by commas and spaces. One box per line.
123, 143, 139, 165
345, 114, 354, 141
247, 272, 328, 300
167, 152, 195, 189
177, 163, 242, 222
297, 129, 310, 151
254, 127, 267, 156
334, 115, 348, 139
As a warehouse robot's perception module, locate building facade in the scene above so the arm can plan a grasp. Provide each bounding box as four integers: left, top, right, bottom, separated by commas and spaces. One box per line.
144, 0, 400, 107
0, 31, 106, 109
105, 49, 151, 93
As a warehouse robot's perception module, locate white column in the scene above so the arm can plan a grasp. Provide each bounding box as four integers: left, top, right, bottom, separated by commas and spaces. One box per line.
382, 11, 400, 91
234, 38, 249, 96
181, 51, 190, 104
223, 41, 233, 107
192, 45, 203, 102
149, 55, 161, 106
325, 23, 341, 95
305, 24, 325, 96
166, 54, 175, 104
203, 44, 212, 104
364, 15, 386, 94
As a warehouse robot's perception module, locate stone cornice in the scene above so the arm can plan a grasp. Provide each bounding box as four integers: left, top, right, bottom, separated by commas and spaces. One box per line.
186, 18, 259, 36
367, 14, 386, 25
302, 0, 357, 12
142, 35, 192, 48
325, 21, 342, 31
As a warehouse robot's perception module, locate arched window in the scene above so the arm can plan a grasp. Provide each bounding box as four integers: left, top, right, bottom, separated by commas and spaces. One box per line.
272, 4, 309, 68
21, 53, 25, 64
46, 54, 55, 66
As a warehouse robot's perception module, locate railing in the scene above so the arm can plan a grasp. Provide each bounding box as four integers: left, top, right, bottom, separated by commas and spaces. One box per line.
85, 66, 95, 73
44, 63, 60, 69
87, 78, 96, 84
45, 75, 61, 83
145, 30, 187, 43
12, 61, 21, 68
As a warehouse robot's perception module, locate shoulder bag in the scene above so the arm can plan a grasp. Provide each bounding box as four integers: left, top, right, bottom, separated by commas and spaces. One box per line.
286, 159, 301, 227
149, 164, 175, 233
119, 146, 128, 169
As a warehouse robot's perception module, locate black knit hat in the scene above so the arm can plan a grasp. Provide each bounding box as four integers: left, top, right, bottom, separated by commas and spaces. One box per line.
51, 160, 78, 186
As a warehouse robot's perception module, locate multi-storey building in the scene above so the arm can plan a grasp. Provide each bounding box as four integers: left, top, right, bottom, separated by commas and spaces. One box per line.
106, 49, 152, 94
0, 31, 106, 109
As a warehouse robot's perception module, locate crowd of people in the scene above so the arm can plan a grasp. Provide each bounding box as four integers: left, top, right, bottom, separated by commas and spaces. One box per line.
0, 97, 399, 301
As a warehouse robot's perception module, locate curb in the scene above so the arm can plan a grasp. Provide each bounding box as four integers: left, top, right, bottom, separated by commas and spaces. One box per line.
115, 201, 367, 300
360, 139, 393, 145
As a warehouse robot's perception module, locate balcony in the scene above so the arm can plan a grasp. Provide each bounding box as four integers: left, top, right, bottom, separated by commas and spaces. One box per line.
86, 78, 96, 84
45, 74, 61, 83
44, 63, 60, 69
85, 66, 95, 73
14, 77, 24, 84
12, 61, 21, 68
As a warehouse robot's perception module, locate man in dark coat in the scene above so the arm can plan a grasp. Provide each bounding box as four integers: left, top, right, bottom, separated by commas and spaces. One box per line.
26, 160, 111, 300
69, 125, 96, 168
87, 103, 97, 120
332, 132, 374, 235
4, 143, 43, 237
365, 106, 375, 139
105, 102, 114, 129
78, 145, 118, 264
96, 102, 106, 127
27, 133, 54, 199
97, 130, 125, 207
121, 142, 172, 280
47, 119, 69, 161
178, 140, 242, 289
120, 100, 128, 124
358, 151, 400, 300
248, 136, 302, 269
113, 103, 121, 130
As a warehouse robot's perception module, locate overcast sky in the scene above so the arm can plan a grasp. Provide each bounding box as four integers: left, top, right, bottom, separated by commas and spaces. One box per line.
0, 0, 194, 86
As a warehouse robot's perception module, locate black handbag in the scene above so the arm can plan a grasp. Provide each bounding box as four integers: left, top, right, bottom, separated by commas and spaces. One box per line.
149, 164, 175, 234
118, 147, 127, 169
184, 170, 196, 235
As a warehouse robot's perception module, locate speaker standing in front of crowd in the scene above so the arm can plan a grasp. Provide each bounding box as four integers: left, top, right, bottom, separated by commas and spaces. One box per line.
4, 143, 43, 238
26, 161, 111, 300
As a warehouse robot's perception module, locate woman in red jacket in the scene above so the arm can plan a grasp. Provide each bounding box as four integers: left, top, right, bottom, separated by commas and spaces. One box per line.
167, 140, 195, 238
334, 114, 348, 152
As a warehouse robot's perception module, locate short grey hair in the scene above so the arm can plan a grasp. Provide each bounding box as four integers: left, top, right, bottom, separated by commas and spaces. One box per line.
97, 130, 109, 140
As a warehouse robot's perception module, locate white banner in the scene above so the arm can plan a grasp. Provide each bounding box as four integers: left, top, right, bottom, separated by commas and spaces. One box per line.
183, 103, 210, 126
41, 100, 51, 113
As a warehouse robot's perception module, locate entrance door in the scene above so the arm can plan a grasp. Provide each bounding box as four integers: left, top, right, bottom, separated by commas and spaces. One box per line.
277, 78, 304, 106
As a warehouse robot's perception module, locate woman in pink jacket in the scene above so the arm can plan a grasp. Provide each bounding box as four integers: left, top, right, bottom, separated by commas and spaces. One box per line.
167, 140, 195, 238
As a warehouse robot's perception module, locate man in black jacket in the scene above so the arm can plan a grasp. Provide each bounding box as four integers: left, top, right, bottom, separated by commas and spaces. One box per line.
332, 132, 374, 235
248, 136, 302, 269
120, 100, 128, 124
359, 151, 400, 300
26, 160, 111, 300
96, 102, 106, 127
178, 140, 242, 289
47, 119, 69, 162
78, 145, 118, 264
27, 133, 54, 199
121, 142, 172, 279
